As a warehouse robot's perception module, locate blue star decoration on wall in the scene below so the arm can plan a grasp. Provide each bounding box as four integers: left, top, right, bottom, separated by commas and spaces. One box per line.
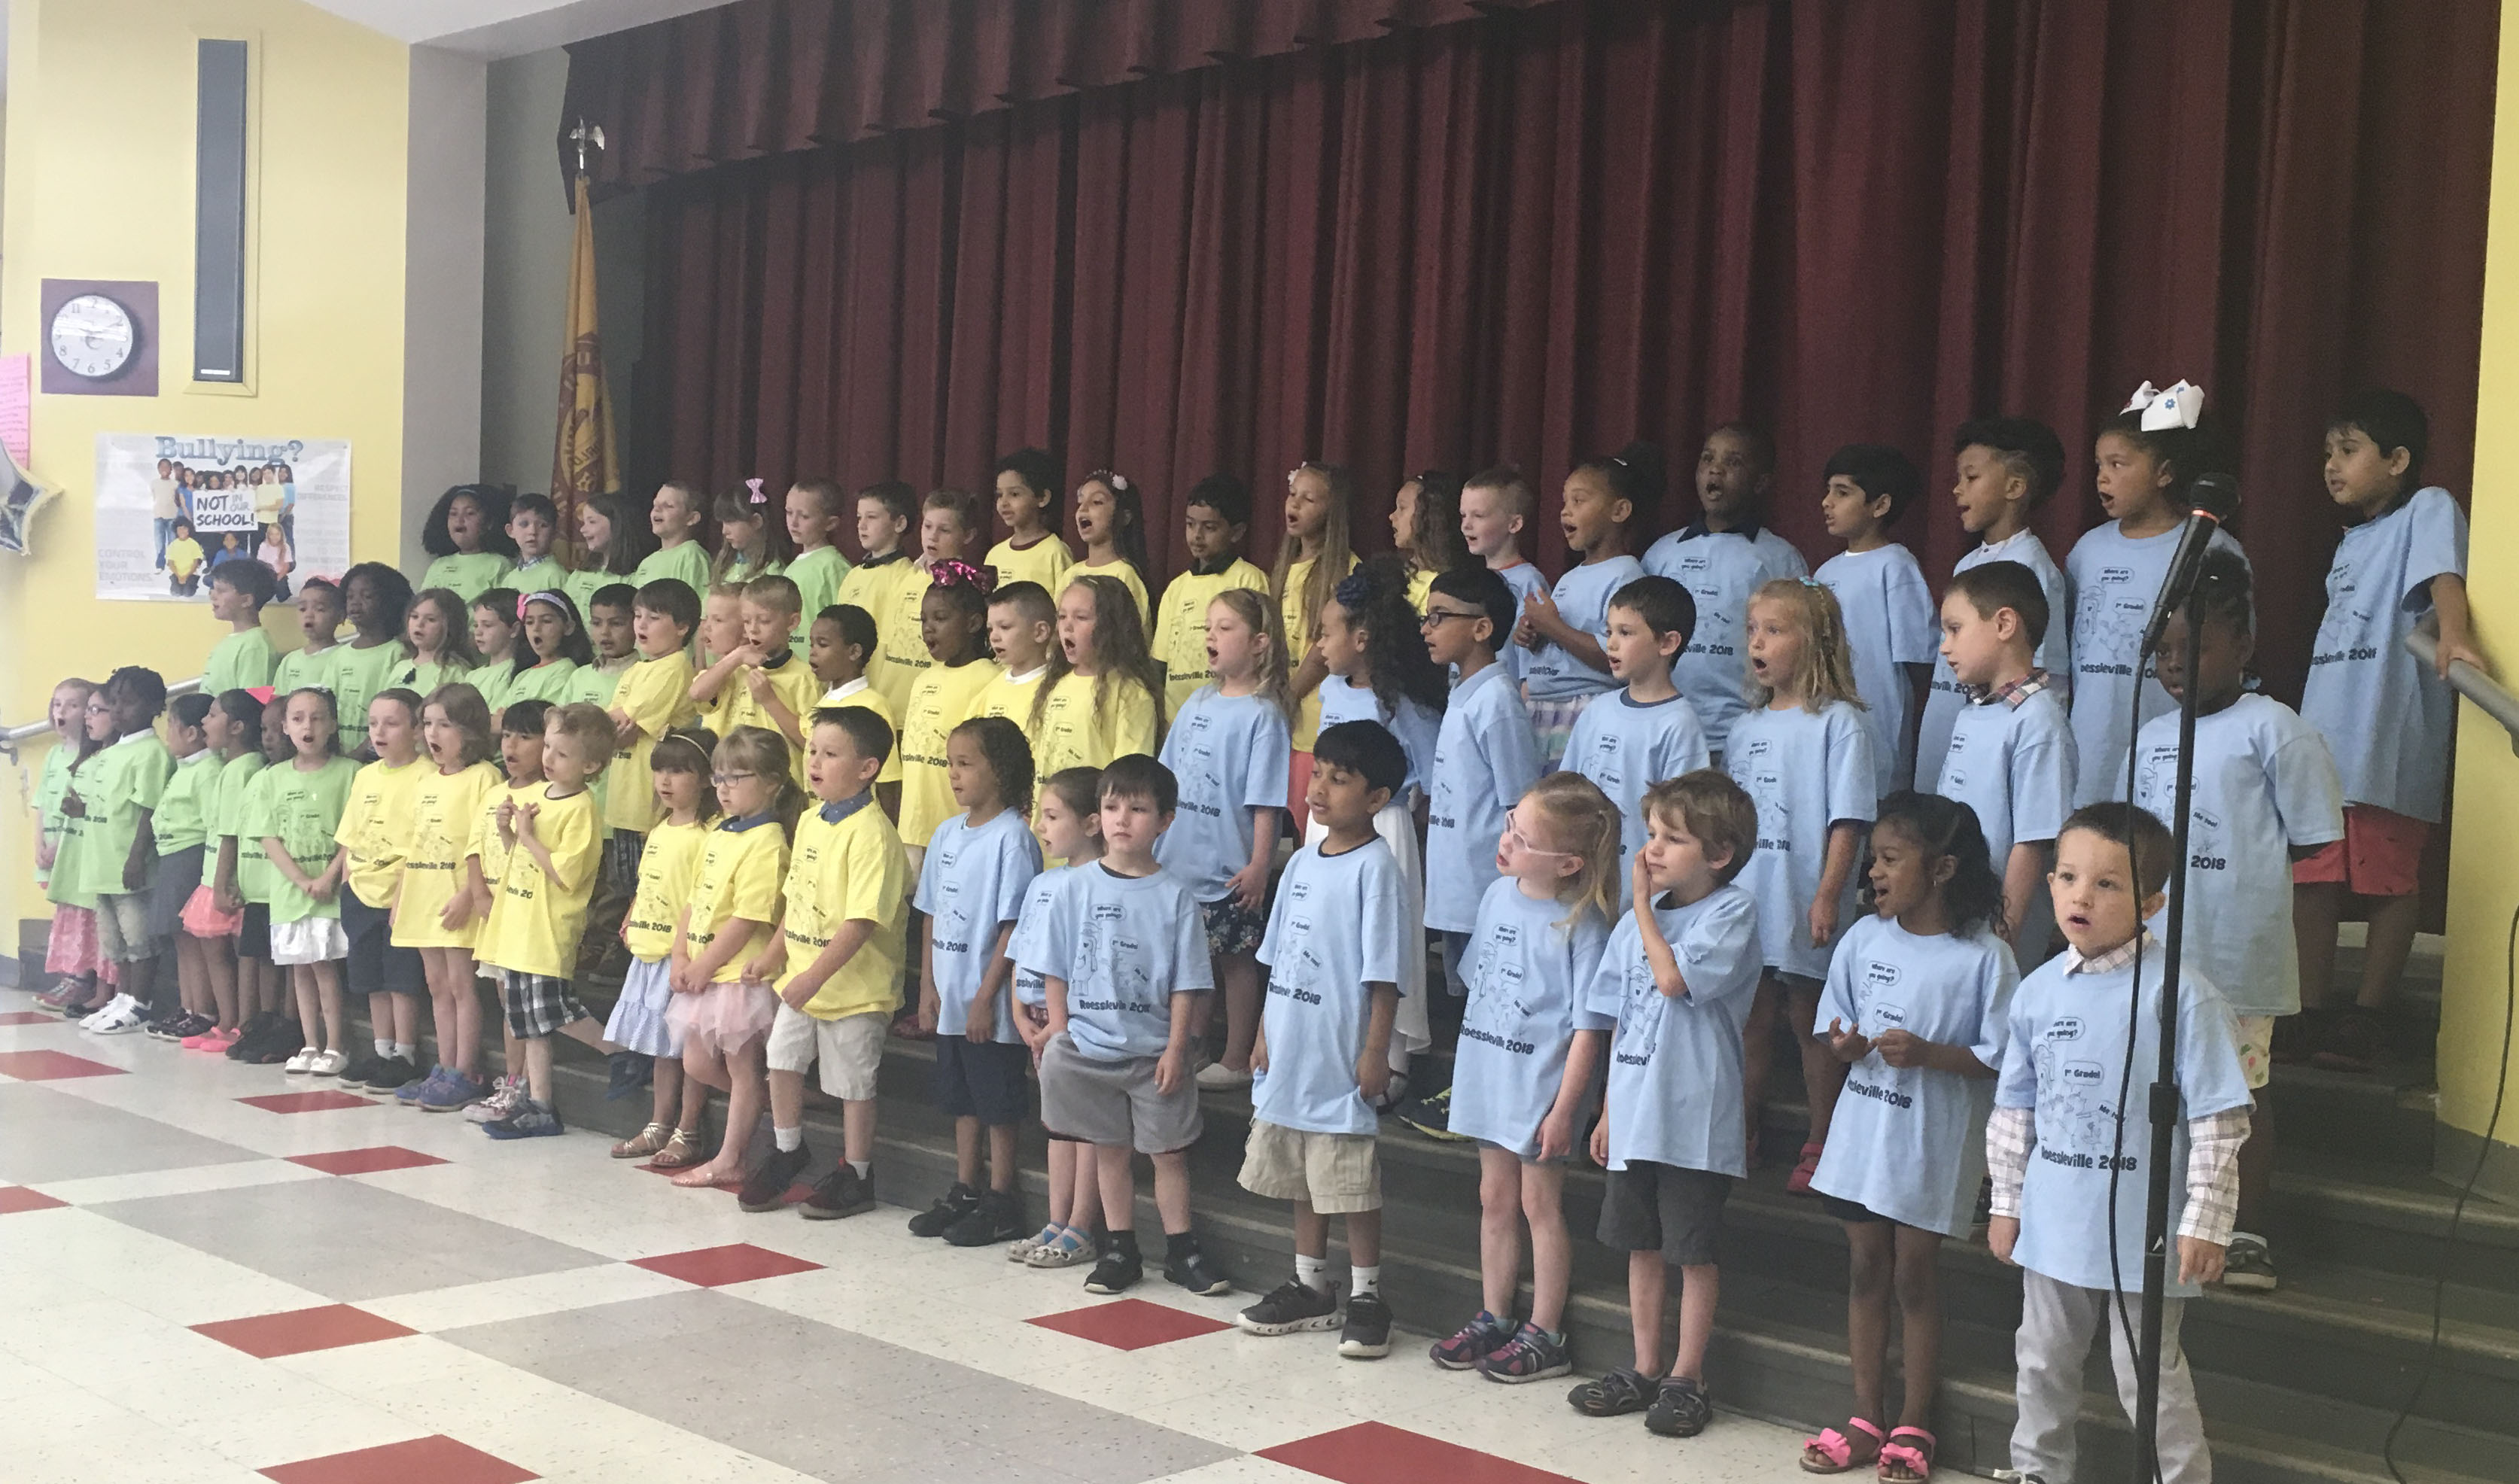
0, 442, 55, 555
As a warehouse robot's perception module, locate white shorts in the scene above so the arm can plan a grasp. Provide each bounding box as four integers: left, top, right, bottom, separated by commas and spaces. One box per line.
765, 1003, 887, 1099
269, 916, 351, 966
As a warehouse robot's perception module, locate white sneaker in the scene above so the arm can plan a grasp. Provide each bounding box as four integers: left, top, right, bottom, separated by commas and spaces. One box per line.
308, 1049, 348, 1077
284, 1046, 319, 1074
86, 995, 147, 1035
81, 993, 139, 1032
466, 1075, 525, 1124
1194, 1061, 1253, 1090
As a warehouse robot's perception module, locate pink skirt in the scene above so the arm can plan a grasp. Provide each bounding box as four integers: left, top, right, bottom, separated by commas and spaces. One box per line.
181, 885, 245, 938
666, 978, 778, 1060
44, 907, 101, 978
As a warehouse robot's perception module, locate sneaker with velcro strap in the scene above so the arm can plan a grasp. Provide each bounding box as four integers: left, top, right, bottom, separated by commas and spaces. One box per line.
909, 1182, 981, 1238
1237, 1280, 1340, 1336
1337, 1291, 1394, 1359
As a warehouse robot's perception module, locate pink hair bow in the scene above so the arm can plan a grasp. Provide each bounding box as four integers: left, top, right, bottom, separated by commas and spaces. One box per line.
746, 477, 767, 504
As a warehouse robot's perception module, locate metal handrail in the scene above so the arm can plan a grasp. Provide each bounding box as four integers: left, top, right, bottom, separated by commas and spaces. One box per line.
0, 677, 202, 759
2405, 628, 2519, 754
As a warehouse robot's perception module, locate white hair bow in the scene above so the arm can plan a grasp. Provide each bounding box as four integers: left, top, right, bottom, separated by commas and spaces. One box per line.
2123, 380, 2205, 431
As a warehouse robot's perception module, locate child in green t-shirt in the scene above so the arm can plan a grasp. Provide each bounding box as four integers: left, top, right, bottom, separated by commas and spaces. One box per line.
257, 687, 364, 1075
33, 678, 105, 1016
61, 667, 175, 1035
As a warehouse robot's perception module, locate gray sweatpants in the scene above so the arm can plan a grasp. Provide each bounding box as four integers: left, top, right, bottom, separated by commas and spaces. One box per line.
2012, 1269, 2210, 1484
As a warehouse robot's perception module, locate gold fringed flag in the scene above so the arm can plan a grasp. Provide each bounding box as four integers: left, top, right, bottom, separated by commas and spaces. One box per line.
551, 169, 618, 543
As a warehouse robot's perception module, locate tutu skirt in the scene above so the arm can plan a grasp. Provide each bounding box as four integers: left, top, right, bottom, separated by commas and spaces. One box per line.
180, 884, 245, 938
45, 907, 102, 979
666, 977, 777, 1060
605, 956, 683, 1059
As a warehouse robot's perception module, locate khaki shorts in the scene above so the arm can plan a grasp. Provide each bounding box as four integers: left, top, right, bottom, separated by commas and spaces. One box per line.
1237, 1119, 1382, 1214
765, 1003, 887, 1099
2234, 1014, 2275, 1092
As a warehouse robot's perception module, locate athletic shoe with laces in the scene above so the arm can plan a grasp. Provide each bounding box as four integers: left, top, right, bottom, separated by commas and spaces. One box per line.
1397, 1085, 1470, 1142
363, 1056, 417, 1094
944, 1189, 1026, 1248
481, 1096, 565, 1139
308, 1048, 349, 1077
418, 1069, 488, 1112
1237, 1279, 1340, 1336
1430, 1310, 1513, 1369
1083, 1246, 1142, 1294
1025, 1227, 1096, 1268
337, 1053, 381, 1086
1477, 1321, 1571, 1382
464, 1073, 524, 1121
1338, 1291, 1394, 1359
801, 1163, 875, 1220
284, 1046, 319, 1074
1165, 1245, 1234, 1297
909, 1182, 981, 1237
400, 1066, 447, 1107
1644, 1374, 1713, 1437
144, 1012, 190, 1042
739, 1144, 814, 1212
2221, 1234, 2279, 1292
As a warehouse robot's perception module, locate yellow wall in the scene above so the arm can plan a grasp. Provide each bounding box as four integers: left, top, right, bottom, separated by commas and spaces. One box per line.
1, 0, 412, 938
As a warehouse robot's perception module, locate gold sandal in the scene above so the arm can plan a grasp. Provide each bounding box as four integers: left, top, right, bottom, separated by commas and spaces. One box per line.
645, 1127, 707, 1169
611, 1123, 671, 1160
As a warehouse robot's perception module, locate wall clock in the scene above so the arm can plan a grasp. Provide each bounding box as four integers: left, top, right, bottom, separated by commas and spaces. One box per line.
50, 293, 136, 379
39, 278, 160, 396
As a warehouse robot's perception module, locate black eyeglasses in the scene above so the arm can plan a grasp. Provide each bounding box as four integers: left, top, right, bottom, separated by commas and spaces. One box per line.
1419, 608, 1483, 629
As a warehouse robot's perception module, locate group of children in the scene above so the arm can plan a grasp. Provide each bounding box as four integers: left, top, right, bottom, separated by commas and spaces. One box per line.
26, 385, 2481, 1484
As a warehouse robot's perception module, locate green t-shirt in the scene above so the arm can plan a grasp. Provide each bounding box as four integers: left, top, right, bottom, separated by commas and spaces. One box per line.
510, 554, 566, 592
223, 754, 273, 904
204, 628, 278, 695
560, 566, 622, 622
632, 541, 712, 608
469, 662, 514, 714
254, 755, 361, 923
785, 545, 853, 644
44, 750, 101, 909
421, 552, 517, 604
503, 658, 582, 709
720, 553, 786, 586
154, 750, 221, 854
329, 640, 405, 753
272, 642, 339, 698
70, 733, 175, 898
34, 743, 78, 886
393, 658, 477, 700
572, 657, 634, 707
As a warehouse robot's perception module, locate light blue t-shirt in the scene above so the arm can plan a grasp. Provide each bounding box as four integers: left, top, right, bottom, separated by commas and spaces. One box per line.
1565, 690, 1711, 881
1916, 531, 2072, 786
1449, 877, 1614, 1158
2298, 486, 2467, 823
1425, 663, 1543, 934
1314, 675, 1440, 797
2129, 695, 2342, 1018
1587, 884, 1763, 1175
1523, 555, 1644, 701
1996, 940, 2252, 1296
1937, 685, 2075, 950
1157, 689, 1292, 901
1040, 864, 1212, 1060
1009, 863, 1081, 1008
1815, 543, 1937, 796
1725, 701, 1877, 980
1252, 837, 1410, 1136
2064, 519, 2248, 805
913, 809, 1042, 1042
1809, 917, 2017, 1234
1492, 561, 1552, 684
1641, 525, 1809, 747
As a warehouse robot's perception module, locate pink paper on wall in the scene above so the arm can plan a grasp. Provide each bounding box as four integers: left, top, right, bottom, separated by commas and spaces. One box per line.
0, 355, 30, 465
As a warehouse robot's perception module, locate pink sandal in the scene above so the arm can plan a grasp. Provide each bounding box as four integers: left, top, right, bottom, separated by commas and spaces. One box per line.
1878, 1427, 1935, 1482
1787, 1140, 1825, 1194
1800, 1417, 1882, 1473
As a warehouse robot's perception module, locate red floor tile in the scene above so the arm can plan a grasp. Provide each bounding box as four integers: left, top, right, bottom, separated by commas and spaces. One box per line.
1261, 1422, 1581, 1484
629, 1242, 823, 1287
286, 1146, 449, 1175
237, 1090, 376, 1113
260, 1434, 536, 1484
194, 1303, 417, 1359
0, 1049, 126, 1080
1028, 1297, 1233, 1350
0, 1186, 68, 1214
0, 1011, 59, 1024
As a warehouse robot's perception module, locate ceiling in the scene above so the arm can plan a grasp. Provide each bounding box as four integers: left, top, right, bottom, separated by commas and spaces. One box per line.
300, 0, 731, 59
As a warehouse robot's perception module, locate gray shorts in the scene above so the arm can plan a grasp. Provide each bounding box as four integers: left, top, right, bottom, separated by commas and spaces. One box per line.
1037, 1032, 1201, 1154
1598, 1160, 1730, 1266
95, 889, 160, 964
150, 846, 205, 941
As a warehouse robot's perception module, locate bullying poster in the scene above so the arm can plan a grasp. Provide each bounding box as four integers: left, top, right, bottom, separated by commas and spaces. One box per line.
93, 432, 351, 602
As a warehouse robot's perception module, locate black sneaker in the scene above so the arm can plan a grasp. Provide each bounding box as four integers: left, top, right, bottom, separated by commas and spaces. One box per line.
2312, 1010, 2386, 1073
2222, 1235, 2280, 1292
738, 1143, 814, 1212
338, 1052, 381, 1086
800, 1163, 875, 1221
225, 1014, 273, 1060
604, 1050, 653, 1101
909, 1182, 982, 1238
363, 1055, 417, 1093
1644, 1375, 1713, 1437
1165, 1245, 1234, 1297
143, 1011, 189, 1042
1237, 1279, 1341, 1336
1338, 1291, 1393, 1359
943, 1189, 1026, 1248
1084, 1246, 1143, 1294
1398, 1085, 1471, 1142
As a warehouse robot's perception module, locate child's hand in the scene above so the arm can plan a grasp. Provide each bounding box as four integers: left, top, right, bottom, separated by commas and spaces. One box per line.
215, 883, 242, 914
1355, 1053, 1391, 1107
1824, 1017, 1870, 1064
671, 955, 698, 993
743, 944, 784, 987
1807, 893, 1839, 948
743, 666, 773, 703
1154, 1045, 1188, 1095
917, 987, 940, 1035
1538, 1106, 1577, 1162
1521, 588, 1562, 646
36, 839, 56, 870
2177, 1236, 2226, 1285
439, 893, 473, 931
1587, 1117, 1611, 1167
1250, 1033, 1269, 1075
1873, 1029, 1929, 1069
1632, 854, 1654, 915
1226, 861, 1268, 912
123, 859, 145, 893
309, 871, 338, 902
1988, 1216, 2020, 1265
2439, 637, 2491, 679
497, 797, 517, 832
514, 801, 542, 841
613, 712, 641, 745
61, 792, 86, 819
965, 989, 996, 1044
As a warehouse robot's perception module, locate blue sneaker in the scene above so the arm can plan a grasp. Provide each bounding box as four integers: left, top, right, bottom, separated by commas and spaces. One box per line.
482, 1097, 565, 1139
418, 1069, 488, 1113
396, 1066, 446, 1106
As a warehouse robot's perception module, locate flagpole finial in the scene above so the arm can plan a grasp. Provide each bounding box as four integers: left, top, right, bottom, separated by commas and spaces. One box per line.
567, 118, 607, 177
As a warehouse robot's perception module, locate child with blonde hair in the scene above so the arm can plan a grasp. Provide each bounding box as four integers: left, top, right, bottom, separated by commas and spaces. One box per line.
394, 588, 485, 697
1007, 767, 1109, 1267
1276, 461, 1360, 830
394, 684, 505, 1109
257, 688, 362, 1073
330, 691, 428, 1090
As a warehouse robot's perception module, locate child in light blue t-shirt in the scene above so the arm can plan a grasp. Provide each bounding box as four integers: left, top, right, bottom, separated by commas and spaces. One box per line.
1642, 425, 1810, 756
1005, 768, 1106, 1270
1934, 560, 2076, 959
1519, 446, 1656, 766
1915, 418, 2073, 787
1562, 574, 1709, 883
1459, 467, 1553, 687
1812, 445, 1936, 797
1421, 567, 1543, 987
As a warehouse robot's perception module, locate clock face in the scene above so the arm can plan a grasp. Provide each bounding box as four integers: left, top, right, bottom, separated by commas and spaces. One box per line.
51, 293, 137, 379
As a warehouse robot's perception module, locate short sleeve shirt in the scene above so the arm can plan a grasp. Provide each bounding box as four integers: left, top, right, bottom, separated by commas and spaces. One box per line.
914, 808, 1042, 1041
631, 541, 713, 610
327, 642, 406, 754
1008, 863, 1080, 1008
1563, 691, 1710, 880
1424, 664, 1543, 934
1815, 543, 1938, 795
2297, 487, 2468, 821
1936, 686, 2077, 874
783, 546, 856, 646
1724, 701, 1877, 979
1641, 525, 1810, 744
898, 659, 1002, 847
1157, 689, 1294, 901
204, 628, 278, 695
1252, 838, 1410, 1136
983, 534, 1072, 603
473, 786, 604, 978
1153, 560, 1272, 716
1035, 673, 1158, 778
605, 652, 699, 833
1584, 884, 1763, 1175
71, 733, 177, 898
1917, 531, 2070, 783
625, 819, 711, 962
2064, 520, 2248, 805
1522, 555, 1644, 700
260, 756, 361, 923
1447, 877, 1614, 1157
1314, 676, 1440, 796
1043, 865, 1212, 1061
422, 552, 518, 604
777, 800, 908, 1020
333, 756, 427, 906
391, 762, 504, 947
684, 817, 791, 984
271, 643, 338, 701
152, 750, 221, 856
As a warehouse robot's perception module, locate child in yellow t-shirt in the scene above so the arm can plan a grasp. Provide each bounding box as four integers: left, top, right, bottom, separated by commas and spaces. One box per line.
603, 728, 719, 1166
836, 481, 916, 668
686, 584, 747, 737
1153, 475, 1271, 717
392, 684, 504, 1110
1032, 574, 1161, 778
972, 580, 1057, 749
166, 519, 207, 596
986, 448, 1073, 595
808, 601, 905, 818
896, 561, 1002, 871
693, 577, 819, 781
597, 581, 701, 953
329, 690, 428, 1091
461, 698, 546, 1122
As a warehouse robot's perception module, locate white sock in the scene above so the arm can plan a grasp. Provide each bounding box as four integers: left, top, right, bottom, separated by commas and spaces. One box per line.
374, 1038, 394, 1059
392, 1042, 416, 1060
1295, 1254, 1331, 1296
774, 1126, 802, 1153
1350, 1264, 1381, 1297
849, 1159, 871, 1178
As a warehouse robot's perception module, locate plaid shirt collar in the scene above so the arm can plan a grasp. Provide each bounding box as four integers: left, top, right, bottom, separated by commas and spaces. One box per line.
2065, 930, 2155, 976
1962, 667, 2052, 708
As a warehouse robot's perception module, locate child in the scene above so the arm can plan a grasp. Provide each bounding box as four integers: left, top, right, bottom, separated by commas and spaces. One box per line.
781, 476, 854, 648
1935, 561, 2077, 958
419, 485, 518, 601
1316, 564, 1445, 807
257, 687, 363, 1074
178, 691, 264, 1049
273, 578, 344, 697
712, 479, 790, 585
2137, 554, 2341, 1289
805, 603, 905, 812
471, 702, 613, 1138
1234, 721, 1411, 1359
1990, 803, 2252, 1484
333, 564, 415, 756
606, 728, 722, 1168
1392, 469, 1471, 614
1562, 576, 1709, 882
875, 488, 981, 711
837, 480, 916, 686
1007, 766, 1110, 1267
898, 561, 1003, 866
166, 520, 205, 596
986, 447, 1073, 595
204, 558, 281, 693
65, 668, 177, 1034
1070, 470, 1152, 625
146, 695, 220, 1039
632, 479, 713, 604
32, 680, 103, 1016
564, 491, 653, 621
603, 578, 702, 867
1032, 575, 1164, 780
1915, 418, 2073, 784
1276, 463, 1360, 826
1422, 567, 1544, 1005
573, 582, 640, 706
505, 491, 566, 591
257, 522, 294, 586
2067, 389, 2247, 804
906, 716, 1043, 1243
740, 707, 908, 1214
2295, 389, 2486, 1072
330, 691, 429, 1092
689, 584, 749, 734
393, 686, 507, 1108
395, 588, 485, 696
502, 589, 594, 711
1434, 772, 1620, 1382
664, 725, 801, 1188
973, 581, 1057, 739
1037, 755, 1229, 1296
1159, 588, 1293, 1088
221, 699, 298, 1063
468, 588, 523, 713
1802, 792, 2016, 1481
1641, 425, 1812, 753
1521, 446, 1656, 765
1459, 466, 1553, 685
1154, 474, 1273, 717
1814, 445, 1936, 796
1730, 579, 1876, 1192
457, 698, 550, 1122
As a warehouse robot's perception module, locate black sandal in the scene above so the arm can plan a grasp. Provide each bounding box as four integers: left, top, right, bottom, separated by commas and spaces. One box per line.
1567, 1366, 1656, 1417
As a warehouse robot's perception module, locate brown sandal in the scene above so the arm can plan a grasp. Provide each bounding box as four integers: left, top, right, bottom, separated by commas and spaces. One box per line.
611, 1123, 671, 1160
644, 1127, 707, 1169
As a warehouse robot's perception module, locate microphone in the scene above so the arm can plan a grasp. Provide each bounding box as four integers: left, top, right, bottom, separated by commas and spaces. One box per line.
2140, 471, 2238, 657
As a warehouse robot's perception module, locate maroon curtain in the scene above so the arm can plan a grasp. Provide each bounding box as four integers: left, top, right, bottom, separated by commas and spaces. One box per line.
596, 0, 2495, 704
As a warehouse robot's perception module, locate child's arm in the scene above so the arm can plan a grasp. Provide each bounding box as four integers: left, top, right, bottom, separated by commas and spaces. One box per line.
1228, 806, 1282, 910
1541, 1026, 1607, 1160
212, 837, 242, 911
917, 917, 942, 1032
1520, 589, 1611, 675
1985, 1102, 2032, 1264
685, 915, 768, 991
773, 918, 874, 1010
2432, 573, 2489, 676
317, 842, 348, 897
1630, 856, 1692, 1000
1043, 974, 1070, 1037
1870, 1029, 1999, 1078
668, 907, 697, 990
1900, 663, 1931, 771
687, 646, 755, 704
2000, 841, 2050, 945
1807, 820, 1862, 947
966, 921, 1018, 1045
2177, 1105, 2251, 1284
750, 667, 806, 750
1291, 639, 1329, 704
123, 805, 156, 894
1155, 981, 1203, 1094
510, 804, 584, 894
266, 835, 332, 900
1354, 982, 1399, 1105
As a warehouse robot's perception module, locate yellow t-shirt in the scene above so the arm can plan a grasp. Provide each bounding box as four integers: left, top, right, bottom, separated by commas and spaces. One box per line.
985, 533, 1073, 595
623, 817, 711, 962
969, 667, 1048, 752
606, 652, 699, 833
168, 538, 205, 582
473, 784, 604, 978
1069, 558, 1151, 628
467, 779, 537, 891
391, 761, 503, 949
1279, 553, 1356, 750
333, 756, 427, 908
817, 680, 904, 786
684, 817, 789, 983
716, 652, 823, 783
872, 564, 937, 715
897, 658, 1002, 847
835, 552, 908, 626
1152, 558, 1271, 717
777, 800, 908, 1020
1034, 671, 1159, 778
1405, 565, 1437, 616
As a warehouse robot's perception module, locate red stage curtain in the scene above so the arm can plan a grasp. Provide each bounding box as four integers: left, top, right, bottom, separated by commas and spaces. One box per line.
591, 0, 2495, 703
